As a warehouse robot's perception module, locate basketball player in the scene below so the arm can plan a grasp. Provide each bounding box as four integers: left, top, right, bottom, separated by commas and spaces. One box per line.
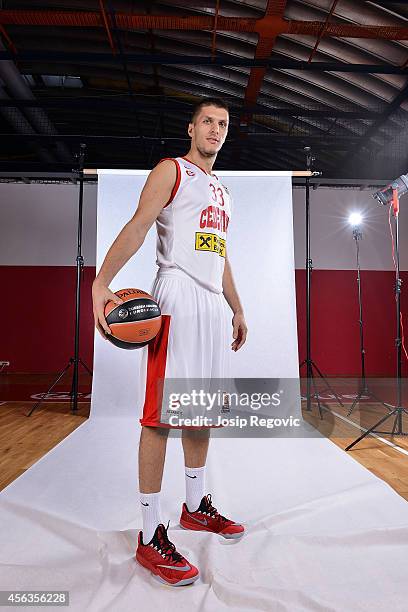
92, 98, 247, 586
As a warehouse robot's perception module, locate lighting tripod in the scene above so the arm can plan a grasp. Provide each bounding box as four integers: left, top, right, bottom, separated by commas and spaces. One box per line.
346, 223, 390, 417
27, 143, 93, 417
346, 189, 408, 450
299, 146, 344, 418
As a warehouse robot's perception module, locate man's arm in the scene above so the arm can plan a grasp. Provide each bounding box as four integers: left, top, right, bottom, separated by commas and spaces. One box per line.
92, 160, 177, 339
222, 254, 247, 351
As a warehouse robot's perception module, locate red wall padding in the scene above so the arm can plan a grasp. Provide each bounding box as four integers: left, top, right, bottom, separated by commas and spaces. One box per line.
2, 266, 408, 376
3, 266, 95, 373
295, 270, 408, 377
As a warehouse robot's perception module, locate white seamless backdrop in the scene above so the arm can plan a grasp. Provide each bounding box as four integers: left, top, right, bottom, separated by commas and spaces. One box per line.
91, 170, 300, 420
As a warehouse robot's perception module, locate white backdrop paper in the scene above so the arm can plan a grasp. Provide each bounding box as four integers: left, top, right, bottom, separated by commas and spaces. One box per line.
92, 170, 300, 420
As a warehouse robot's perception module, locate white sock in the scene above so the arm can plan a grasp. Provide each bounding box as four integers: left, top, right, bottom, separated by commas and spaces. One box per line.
185, 465, 206, 512
140, 492, 161, 544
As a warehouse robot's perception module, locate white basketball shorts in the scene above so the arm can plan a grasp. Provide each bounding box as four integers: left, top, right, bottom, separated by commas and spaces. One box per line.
139, 267, 231, 428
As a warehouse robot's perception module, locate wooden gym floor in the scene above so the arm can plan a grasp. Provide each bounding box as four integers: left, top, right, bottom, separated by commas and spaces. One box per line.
1, 374, 408, 501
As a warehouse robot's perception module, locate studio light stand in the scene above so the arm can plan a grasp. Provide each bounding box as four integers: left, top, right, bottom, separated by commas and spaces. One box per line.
346, 221, 390, 417
299, 146, 344, 418
346, 187, 408, 450
27, 143, 93, 417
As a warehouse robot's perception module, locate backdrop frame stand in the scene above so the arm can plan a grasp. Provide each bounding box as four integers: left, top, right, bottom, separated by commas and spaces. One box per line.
346, 189, 408, 450
299, 146, 344, 418
26, 143, 93, 417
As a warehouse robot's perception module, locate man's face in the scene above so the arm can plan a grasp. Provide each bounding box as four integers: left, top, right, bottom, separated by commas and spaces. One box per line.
188, 105, 229, 157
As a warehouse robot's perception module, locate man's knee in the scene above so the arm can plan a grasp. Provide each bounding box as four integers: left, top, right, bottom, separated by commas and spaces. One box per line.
182, 427, 211, 439
141, 425, 170, 438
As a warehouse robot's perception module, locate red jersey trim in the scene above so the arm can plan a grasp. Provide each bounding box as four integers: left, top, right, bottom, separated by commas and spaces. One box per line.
181, 156, 212, 176
158, 158, 181, 207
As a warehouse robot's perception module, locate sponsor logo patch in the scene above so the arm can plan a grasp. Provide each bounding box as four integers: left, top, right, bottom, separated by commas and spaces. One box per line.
195, 232, 225, 258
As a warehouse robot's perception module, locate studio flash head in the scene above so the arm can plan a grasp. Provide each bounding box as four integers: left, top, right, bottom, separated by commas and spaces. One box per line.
373, 174, 408, 206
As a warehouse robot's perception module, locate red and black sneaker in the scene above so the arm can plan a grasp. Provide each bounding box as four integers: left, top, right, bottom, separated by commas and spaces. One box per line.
180, 494, 245, 539
136, 521, 199, 586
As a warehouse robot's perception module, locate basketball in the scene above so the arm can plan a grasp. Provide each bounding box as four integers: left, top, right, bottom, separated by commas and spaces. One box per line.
104, 288, 162, 350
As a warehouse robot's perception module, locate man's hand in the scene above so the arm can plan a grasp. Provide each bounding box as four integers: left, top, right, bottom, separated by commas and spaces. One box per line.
231, 312, 247, 351
92, 280, 124, 340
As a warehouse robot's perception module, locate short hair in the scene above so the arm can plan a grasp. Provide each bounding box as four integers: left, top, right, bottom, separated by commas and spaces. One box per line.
190, 97, 229, 123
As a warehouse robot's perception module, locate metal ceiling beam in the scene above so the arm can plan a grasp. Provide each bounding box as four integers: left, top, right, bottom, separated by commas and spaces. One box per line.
0, 170, 392, 188
1, 51, 406, 73
104, 2, 149, 167
98, 0, 116, 55
308, 0, 340, 63
0, 99, 384, 118
244, 1, 288, 109
233, 1, 288, 167
0, 133, 362, 147
2, 10, 408, 40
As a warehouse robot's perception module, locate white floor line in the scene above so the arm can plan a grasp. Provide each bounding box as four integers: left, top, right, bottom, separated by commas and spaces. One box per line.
322, 406, 408, 457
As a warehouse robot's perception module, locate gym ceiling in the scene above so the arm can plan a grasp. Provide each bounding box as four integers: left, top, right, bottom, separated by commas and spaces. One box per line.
1, 1, 408, 180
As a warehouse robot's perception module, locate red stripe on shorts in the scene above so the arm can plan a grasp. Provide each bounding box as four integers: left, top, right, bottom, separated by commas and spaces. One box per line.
140, 315, 171, 427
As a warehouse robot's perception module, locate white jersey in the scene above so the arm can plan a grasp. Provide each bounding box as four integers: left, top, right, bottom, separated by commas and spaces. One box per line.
155, 156, 232, 293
